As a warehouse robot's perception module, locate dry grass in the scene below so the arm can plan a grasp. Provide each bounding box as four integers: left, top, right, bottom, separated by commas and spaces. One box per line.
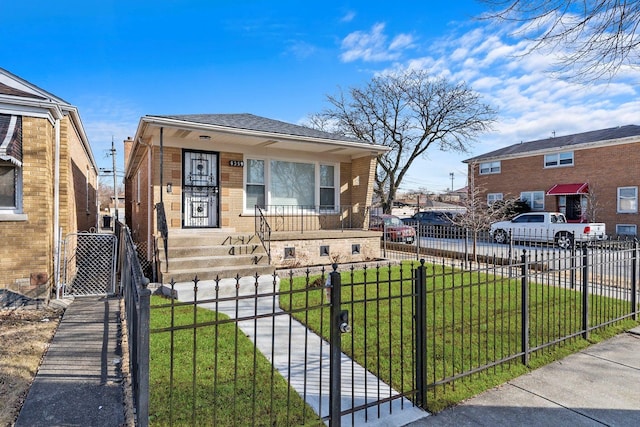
0, 307, 63, 426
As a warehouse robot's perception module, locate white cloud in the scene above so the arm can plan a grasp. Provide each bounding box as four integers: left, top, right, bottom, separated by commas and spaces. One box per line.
385, 19, 640, 192
340, 23, 415, 63
341, 11, 356, 23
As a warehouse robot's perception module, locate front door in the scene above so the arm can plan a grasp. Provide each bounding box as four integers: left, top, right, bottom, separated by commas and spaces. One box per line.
183, 150, 219, 228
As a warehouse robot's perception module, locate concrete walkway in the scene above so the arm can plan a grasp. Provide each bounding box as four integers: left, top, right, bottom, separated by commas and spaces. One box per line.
407, 326, 640, 426
15, 296, 125, 427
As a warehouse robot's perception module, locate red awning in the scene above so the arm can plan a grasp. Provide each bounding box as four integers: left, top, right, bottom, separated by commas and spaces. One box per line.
546, 183, 589, 195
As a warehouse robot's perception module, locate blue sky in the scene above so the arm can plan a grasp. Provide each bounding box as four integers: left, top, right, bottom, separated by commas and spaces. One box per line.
3, 1, 638, 193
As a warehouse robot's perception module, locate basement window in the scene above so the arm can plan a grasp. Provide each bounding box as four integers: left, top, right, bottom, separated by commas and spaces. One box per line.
284, 247, 296, 259
320, 245, 330, 257
352, 244, 361, 255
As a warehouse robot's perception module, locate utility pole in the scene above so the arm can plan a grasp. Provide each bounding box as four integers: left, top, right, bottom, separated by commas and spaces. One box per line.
111, 137, 118, 222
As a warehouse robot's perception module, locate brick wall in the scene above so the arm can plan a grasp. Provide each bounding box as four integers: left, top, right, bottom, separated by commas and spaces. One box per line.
472, 140, 640, 234
0, 116, 55, 289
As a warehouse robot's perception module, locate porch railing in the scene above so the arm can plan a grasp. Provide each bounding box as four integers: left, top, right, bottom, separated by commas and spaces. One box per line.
255, 206, 272, 263
254, 204, 371, 233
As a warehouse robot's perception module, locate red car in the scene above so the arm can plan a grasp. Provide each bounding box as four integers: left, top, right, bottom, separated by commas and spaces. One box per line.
370, 214, 416, 244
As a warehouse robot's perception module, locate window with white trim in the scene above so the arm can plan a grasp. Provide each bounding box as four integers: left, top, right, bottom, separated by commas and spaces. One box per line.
520, 191, 545, 211
616, 224, 637, 236
0, 160, 21, 214
245, 158, 338, 211
319, 164, 335, 209
245, 159, 265, 210
487, 193, 503, 205
617, 186, 638, 213
544, 151, 574, 168
479, 161, 501, 175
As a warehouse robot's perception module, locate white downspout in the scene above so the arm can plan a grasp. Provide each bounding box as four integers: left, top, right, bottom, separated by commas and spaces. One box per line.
53, 116, 61, 297
147, 143, 153, 260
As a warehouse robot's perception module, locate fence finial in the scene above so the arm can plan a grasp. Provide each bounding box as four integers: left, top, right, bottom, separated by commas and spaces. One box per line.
332, 263, 338, 272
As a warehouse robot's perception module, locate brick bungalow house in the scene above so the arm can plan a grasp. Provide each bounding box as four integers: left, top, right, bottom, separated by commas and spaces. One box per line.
0, 68, 98, 298
465, 125, 640, 236
123, 114, 388, 282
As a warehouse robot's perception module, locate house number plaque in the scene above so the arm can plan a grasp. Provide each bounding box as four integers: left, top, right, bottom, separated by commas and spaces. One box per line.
229, 160, 244, 167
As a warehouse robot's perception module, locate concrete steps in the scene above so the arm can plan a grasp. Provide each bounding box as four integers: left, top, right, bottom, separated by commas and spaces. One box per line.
157, 231, 272, 283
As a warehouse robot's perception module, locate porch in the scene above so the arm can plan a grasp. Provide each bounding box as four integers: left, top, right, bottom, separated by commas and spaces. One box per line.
154, 204, 382, 284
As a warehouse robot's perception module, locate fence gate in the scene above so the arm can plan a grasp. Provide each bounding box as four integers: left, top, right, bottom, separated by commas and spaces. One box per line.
59, 233, 117, 297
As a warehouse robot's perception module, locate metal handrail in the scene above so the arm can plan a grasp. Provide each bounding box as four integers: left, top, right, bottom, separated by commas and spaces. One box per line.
255, 205, 272, 263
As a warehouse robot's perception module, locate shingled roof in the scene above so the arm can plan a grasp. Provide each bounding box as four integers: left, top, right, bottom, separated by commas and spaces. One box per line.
466, 124, 640, 162
152, 113, 363, 144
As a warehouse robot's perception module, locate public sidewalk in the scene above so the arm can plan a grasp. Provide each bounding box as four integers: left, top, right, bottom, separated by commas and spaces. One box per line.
15, 296, 125, 427
407, 326, 640, 426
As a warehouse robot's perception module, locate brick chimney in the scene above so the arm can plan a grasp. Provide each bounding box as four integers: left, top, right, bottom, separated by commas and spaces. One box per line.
123, 137, 134, 171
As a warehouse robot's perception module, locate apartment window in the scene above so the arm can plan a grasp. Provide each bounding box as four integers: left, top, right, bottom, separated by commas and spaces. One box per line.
479, 161, 501, 175
520, 191, 545, 211
245, 159, 265, 210
0, 161, 21, 213
617, 186, 638, 213
544, 151, 574, 168
487, 193, 503, 205
616, 224, 637, 236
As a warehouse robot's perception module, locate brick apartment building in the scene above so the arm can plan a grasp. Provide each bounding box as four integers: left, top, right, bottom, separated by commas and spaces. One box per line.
465, 125, 640, 236
0, 68, 98, 295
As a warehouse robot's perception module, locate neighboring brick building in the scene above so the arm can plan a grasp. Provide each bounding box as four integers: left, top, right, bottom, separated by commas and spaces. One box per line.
124, 114, 387, 278
0, 68, 98, 296
465, 125, 640, 236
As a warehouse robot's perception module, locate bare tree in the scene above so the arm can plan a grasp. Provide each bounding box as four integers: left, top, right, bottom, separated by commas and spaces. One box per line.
453, 162, 520, 261
317, 69, 497, 213
480, 0, 640, 81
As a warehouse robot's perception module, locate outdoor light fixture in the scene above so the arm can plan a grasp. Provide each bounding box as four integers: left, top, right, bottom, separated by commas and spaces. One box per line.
166, 183, 172, 193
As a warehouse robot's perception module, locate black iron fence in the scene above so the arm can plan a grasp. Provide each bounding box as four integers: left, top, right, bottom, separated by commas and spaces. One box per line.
119, 220, 640, 426
117, 223, 151, 427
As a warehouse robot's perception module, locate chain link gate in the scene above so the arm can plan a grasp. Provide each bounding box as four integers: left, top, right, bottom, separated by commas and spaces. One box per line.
58, 233, 117, 297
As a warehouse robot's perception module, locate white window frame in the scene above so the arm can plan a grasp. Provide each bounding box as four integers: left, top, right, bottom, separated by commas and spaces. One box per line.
244, 156, 339, 213
479, 161, 501, 175
487, 193, 503, 205
0, 161, 25, 219
544, 151, 574, 168
616, 224, 637, 236
617, 186, 638, 213
520, 191, 545, 211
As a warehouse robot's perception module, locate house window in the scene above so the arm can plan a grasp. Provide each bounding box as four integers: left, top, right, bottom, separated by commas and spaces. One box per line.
271, 160, 315, 207
320, 164, 335, 209
487, 193, 503, 205
320, 245, 330, 256
616, 224, 637, 236
245, 157, 338, 211
0, 161, 21, 214
479, 161, 501, 175
352, 244, 361, 255
544, 151, 574, 168
617, 186, 638, 213
245, 159, 265, 210
520, 191, 545, 211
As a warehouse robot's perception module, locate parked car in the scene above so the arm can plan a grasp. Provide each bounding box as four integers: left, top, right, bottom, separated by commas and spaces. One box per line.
490, 212, 606, 249
370, 214, 416, 244
402, 211, 462, 237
